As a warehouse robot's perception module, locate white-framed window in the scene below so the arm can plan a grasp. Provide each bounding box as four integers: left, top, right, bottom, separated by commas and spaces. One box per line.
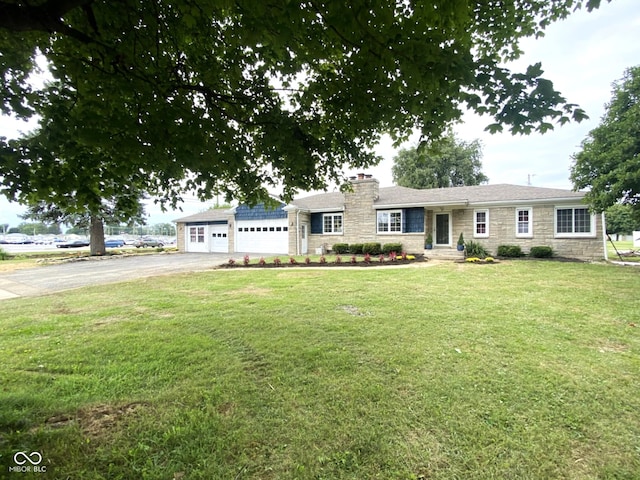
323, 213, 343, 234
377, 210, 402, 233
189, 226, 205, 243
555, 206, 595, 237
474, 209, 489, 238
515, 207, 533, 238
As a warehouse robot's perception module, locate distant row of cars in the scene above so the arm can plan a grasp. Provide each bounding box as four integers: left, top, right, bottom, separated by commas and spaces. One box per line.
55, 237, 165, 249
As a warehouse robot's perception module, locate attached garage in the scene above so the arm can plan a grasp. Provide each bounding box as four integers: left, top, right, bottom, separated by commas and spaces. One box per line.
175, 201, 290, 255
175, 208, 231, 254
185, 222, 229, 253
233, 202, 289, 254
235, 218, 289, 253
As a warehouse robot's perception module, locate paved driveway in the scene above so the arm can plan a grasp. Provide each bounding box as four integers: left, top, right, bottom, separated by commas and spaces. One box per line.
0, 252, 237, 300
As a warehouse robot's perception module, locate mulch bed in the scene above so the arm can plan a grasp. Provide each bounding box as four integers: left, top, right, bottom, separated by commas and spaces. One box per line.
222, 254, 426, 268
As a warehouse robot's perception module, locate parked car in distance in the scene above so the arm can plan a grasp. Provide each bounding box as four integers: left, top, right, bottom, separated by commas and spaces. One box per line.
56, 239, 90, 248
105, 239, 125, 248
134, 237, 164, 248
2, 234, 33, 244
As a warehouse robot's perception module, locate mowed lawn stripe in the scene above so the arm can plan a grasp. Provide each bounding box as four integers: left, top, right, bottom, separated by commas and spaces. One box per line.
0, 261, 638, 479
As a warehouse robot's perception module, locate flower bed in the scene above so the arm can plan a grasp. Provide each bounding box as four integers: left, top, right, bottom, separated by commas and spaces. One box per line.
462, 256, 498, 264
223, 253, 423, 268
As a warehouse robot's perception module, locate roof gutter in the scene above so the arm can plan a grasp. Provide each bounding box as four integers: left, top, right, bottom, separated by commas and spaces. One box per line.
374, 196, 585, 209
469, 197, 586, 207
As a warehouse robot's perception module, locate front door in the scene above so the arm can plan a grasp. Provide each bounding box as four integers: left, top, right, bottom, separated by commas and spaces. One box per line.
435, 213, 451, 246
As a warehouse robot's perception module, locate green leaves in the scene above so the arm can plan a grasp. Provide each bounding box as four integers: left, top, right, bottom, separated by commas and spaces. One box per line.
392, 132, 488, 189
571, 66, 640, 217
0, 0, 604, 207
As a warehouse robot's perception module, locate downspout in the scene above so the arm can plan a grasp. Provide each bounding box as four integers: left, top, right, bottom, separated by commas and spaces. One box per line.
296, 209, 300, 256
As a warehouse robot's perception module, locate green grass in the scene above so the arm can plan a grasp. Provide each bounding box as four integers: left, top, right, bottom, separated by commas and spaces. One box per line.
607, 240, 640, 263
1, 261, 639, 479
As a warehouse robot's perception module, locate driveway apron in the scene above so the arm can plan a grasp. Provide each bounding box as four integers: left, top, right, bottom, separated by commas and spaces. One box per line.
0, 253, 233, 300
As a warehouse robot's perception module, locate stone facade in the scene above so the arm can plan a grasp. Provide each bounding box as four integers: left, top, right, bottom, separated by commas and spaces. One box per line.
287, 177, 605, 261
176, 223, 186, 251
447, 204, 604, 260
291, 177, 426, 255
175, 177, 605, 261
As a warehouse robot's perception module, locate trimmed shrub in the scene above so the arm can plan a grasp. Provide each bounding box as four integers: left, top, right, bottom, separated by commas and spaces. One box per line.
465, 240, 490, 258
497, 245, 524, 257
382, 243, 403, 255
349, 243, 364, 254
362, 242, 382, 255
530, 246, 554, 258
332, 243, 350, 254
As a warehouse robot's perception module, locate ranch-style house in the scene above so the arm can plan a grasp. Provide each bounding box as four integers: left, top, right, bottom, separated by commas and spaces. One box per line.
174, 174, 605, 261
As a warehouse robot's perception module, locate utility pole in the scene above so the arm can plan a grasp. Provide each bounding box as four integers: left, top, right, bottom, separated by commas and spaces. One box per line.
527, 174, 536, 186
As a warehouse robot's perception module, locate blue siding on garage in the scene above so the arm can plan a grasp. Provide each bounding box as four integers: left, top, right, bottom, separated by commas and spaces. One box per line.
235, 203, 287, 220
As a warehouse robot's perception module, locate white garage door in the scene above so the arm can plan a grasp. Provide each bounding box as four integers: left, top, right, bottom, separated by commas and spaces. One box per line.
236, 218, 289, 254
210, 224, 228, 253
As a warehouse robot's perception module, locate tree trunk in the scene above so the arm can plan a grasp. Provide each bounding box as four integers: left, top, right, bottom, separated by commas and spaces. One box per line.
89, 215, 106, 256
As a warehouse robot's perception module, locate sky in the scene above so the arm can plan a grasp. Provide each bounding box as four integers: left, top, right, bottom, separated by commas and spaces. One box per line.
1, 0, 639, 229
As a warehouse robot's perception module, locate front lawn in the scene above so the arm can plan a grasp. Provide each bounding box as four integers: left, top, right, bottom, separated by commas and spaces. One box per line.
1, 261, 639, 479
607, 240, 640, 263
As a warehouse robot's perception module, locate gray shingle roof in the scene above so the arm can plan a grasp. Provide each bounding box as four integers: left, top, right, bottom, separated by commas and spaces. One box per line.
174, 183, 586, 222
289, 191, 345, 211
376, 184, 585, 206
174, 208, 230, 223
290, 183, 585, 211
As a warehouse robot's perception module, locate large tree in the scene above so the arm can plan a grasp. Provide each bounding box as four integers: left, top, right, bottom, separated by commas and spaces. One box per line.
1, 87, 150, 255
392, 133, 488, 189
604, 204, 639, 238
0, 1, 599, 208
571, 65, 640, 221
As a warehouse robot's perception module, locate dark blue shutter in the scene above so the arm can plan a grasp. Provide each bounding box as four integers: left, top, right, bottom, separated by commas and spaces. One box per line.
311, 213, 323, 234
403, 208, 424, 233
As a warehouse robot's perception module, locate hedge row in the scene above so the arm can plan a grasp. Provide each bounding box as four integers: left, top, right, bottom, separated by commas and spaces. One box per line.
332, 242, 403, 255
496, 245, 524, 257
497, 244, 554, 258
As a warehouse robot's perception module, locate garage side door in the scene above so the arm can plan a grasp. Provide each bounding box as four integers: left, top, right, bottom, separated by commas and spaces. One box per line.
186, 225, 208, 253
236, 219, 288, 254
